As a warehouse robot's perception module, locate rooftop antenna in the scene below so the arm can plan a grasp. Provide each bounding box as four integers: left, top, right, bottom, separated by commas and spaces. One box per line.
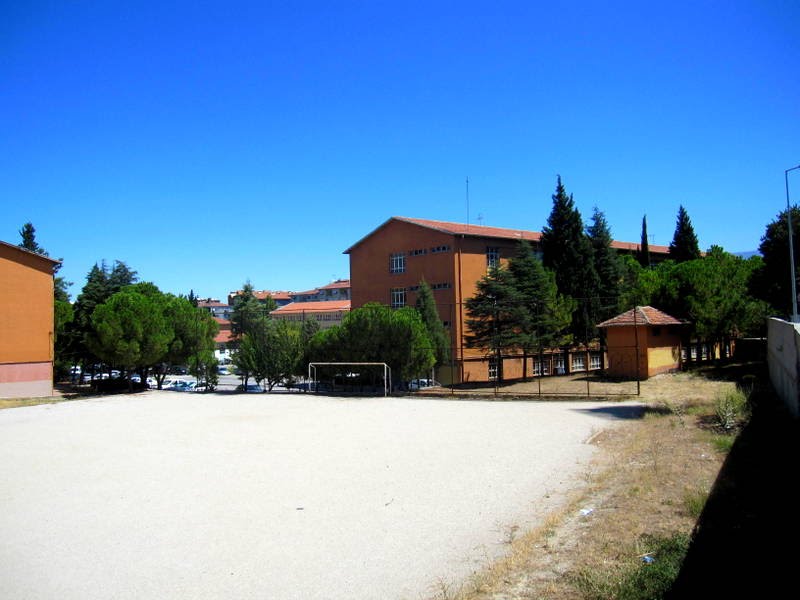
477, 212, 484, 226
466, 176, 470, 231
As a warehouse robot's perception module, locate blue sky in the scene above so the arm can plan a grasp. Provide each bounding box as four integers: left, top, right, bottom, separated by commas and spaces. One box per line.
2, 1, 799, 302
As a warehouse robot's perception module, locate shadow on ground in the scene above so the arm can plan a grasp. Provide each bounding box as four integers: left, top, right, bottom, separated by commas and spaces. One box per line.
666, 379, 800, 597
572, 404, 646, 420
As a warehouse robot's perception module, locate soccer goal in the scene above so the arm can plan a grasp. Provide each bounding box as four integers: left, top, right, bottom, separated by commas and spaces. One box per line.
307, 362, 392, 397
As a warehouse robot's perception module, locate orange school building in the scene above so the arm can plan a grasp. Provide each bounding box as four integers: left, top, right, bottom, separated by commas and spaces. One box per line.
345, 217, 669, 384
0, 241, 59, 398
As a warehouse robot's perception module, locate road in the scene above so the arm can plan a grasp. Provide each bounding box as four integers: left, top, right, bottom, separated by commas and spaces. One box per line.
0, 392, 641, 600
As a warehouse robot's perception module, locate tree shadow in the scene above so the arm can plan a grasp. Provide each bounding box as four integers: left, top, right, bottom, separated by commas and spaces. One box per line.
572, 404, 646, 420
666, 384, 800, 597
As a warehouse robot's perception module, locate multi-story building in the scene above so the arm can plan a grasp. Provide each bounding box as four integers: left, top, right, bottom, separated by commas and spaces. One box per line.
227, 289, 293, 308
291, 279, 350, 303
0, 240, 60, 398
197, 299, 232, 320
270, 299, 350, 330
345, 216, 670, 384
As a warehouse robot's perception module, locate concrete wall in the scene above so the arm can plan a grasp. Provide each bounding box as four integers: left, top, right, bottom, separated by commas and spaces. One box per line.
767, 317, 800, 417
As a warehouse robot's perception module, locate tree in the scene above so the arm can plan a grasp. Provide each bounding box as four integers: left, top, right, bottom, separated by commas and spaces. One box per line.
587, 207, 623, 323
306, 304, 435, 387
86, 285, 173, 383
540, 176, 600, 342
638, 215, 651, 268
18, 222, 46, 255
231, 281, 269, 338
465, 266, 526, 383
750, 206, 800, 317
415, 280, 450, 368
506, 240, 574, 379
669, 205, 701, 263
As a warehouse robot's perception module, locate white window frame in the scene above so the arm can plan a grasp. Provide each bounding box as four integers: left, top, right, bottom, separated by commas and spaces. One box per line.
589, 353, 602, 370
390, 287, 406, 309
390, 252, 406, 274
572, 354, 586, 372
488, 356, 498, 380
486, 247, 500, 270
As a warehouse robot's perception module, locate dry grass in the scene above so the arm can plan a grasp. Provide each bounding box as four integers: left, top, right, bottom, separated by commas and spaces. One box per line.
430, 369, 739, 600
0, 395, 80, 410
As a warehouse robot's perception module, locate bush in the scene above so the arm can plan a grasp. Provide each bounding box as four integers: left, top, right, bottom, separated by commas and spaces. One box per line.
715, 388, 749, 431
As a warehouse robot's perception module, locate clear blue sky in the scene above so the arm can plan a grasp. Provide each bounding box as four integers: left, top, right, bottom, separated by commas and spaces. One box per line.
2, 1, 798, 302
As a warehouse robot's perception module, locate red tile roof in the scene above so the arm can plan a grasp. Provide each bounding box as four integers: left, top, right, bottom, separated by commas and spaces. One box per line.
344, 216, 670, 255
597, 306, 684, 328
271, 300, 351, 315
319, 279, 350, 290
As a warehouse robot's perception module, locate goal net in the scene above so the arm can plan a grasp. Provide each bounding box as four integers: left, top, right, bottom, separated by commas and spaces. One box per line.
307, 362, 392, 397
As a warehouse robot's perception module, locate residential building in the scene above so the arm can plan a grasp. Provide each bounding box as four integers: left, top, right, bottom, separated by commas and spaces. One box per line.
0, 240, 60, 398
227, 289, 293, 308
291, 279, 350, 303
270, 299, 350, 329
345, 216, 670, 384
212, 318, 235, 364
197, 299, 232, 320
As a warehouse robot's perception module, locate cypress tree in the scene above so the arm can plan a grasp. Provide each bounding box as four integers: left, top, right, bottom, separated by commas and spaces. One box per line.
587, 207, 623, 322
415, 280, 450, 368
638, 215, 651, 268
540, 176, 600, 343
669, 205, 701, 263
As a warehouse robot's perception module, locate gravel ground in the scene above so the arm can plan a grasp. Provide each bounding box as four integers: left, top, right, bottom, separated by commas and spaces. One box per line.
0, 392, 641, 600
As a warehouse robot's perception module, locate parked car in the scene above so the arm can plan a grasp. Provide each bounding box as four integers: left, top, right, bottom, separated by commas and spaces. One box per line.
235, 383, 264, 393
165, 380, 192, 392
408, 378, 441, 391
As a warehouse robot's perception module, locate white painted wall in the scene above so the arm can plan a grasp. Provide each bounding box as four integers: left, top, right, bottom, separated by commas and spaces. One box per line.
767, 317, 800, 417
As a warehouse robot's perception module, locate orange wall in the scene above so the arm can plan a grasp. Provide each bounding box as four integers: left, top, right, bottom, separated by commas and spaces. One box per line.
0, 244, 55, 364
348, 220, 528, 382
605, 325, 681, 379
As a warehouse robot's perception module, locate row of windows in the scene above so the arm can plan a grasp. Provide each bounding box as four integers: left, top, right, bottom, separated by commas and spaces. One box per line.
489, 353, 602, 379
392, 245, 542, 275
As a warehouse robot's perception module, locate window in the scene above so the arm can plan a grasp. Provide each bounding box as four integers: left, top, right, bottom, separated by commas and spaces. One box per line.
589, 353, 602, 370
390, 287, 406, 309
488, 356, 498, 380
431, 282, 452, 290
554, 355, 565, 374
486, 247, 500, 270
390, 253, 406, 274
572, 354, 586, 372
533, 360, 549, 376
431, 245, 451, 254
410, 248, 427, 256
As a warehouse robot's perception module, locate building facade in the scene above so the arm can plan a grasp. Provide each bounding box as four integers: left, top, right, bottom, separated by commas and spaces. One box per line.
0, 241, 59, 398
345, 217, 670, 384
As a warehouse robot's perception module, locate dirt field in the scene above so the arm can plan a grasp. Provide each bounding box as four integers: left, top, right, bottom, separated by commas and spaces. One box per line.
434, 367, 752, 599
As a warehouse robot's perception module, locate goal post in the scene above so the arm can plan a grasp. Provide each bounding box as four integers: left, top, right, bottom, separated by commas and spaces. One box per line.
308, 362, 392, 397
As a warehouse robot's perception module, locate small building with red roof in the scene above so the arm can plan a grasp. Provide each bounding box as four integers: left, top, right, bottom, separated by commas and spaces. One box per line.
597, 306, 685, 379
271, 299, 351, 330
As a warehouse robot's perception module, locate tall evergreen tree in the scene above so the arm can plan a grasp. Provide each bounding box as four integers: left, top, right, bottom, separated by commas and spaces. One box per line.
464, 267, 526, 383
540, 176, 600, 343
231, 281, 268, 338
749, 205, 800, 317
415, 280, 450, 368
669, 205, 701, 263
638, 215, 651, 268
18, 222, 47, 255
588, 207, 623, 322
507, 240, 574, 379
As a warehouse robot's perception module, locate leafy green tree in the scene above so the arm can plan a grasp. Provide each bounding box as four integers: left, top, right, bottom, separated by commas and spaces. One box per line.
86, 285, 173, 384
749, 206, 800, 317
465, 267, 526, 383
415, 280, 450, 368
587, 207, 623, 323
638, 215, 651, 268
540, 176, 600, 343
669, 205, 701, 263
307, 304, 435, 386
506, 240, 575, 379
234, 318, 303, 392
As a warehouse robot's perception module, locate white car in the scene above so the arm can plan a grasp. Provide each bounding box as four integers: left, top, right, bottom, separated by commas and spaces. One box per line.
408, 379, 441, 391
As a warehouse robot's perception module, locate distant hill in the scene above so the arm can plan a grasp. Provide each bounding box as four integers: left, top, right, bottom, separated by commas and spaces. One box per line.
734, 251, 760, 259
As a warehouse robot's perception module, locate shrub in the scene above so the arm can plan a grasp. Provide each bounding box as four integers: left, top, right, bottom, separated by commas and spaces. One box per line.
715, 388, 749, 431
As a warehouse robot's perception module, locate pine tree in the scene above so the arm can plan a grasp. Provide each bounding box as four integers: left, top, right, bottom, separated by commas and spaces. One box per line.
638, 215, 651, 268
507, 240, 574, 378
465, 267, 526, 383
588, 207, 623, 322
540, 176, 601, 343
415, 280, 450, 368
231, 281, 268, 338
18, 222, 47, 255
669, 205, 701, 263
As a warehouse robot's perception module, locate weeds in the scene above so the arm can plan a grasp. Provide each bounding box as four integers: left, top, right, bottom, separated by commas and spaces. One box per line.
711, 434, 735, 453
682, 487, 708, 519
715, 388, 749, 431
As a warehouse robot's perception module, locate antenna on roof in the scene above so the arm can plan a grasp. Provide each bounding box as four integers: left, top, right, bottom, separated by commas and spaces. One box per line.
477, 212, 484, 226
466, 176, 470, 231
